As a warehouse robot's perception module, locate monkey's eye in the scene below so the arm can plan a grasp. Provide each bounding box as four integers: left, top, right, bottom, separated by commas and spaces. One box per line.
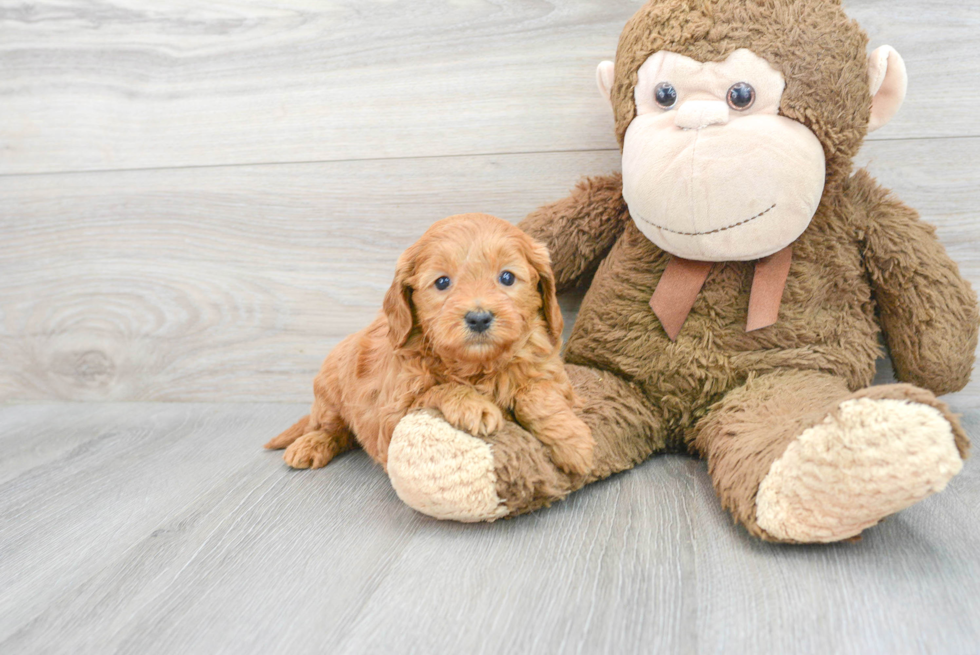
727, 82, 755, 110
654, 82, 677, 109
434, 276, 451, 290
499, 271, 516, 286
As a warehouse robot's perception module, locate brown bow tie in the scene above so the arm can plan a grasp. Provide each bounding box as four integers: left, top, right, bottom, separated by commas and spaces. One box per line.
649, 246, 793, 341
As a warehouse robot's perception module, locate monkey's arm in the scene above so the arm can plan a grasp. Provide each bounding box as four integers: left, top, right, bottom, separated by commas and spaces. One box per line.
518, 173, 632, 292
851, 169, 979, 395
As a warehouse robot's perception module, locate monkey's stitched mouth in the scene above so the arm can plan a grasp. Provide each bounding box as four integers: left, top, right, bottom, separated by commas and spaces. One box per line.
633, 203, 777, 236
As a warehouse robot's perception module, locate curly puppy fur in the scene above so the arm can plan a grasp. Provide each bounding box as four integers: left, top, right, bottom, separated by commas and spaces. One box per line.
265, 213, 594, 475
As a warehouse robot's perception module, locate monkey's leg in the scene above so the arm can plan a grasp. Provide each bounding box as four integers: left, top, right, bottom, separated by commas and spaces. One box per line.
386, 364, 666, 521
691, 369, 969, 543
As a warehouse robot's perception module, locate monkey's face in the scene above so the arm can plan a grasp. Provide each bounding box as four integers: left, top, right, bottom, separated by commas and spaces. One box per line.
617, 49, 826, 261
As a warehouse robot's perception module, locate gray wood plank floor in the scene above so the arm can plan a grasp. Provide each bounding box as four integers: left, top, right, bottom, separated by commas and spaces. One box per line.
1, 401, 978, 654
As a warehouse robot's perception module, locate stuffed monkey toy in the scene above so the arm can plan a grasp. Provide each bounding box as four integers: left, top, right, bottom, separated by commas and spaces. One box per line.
384, 0, 979, 543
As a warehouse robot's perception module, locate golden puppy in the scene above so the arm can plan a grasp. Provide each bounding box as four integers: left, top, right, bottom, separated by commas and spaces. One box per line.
265, 213, 594, 475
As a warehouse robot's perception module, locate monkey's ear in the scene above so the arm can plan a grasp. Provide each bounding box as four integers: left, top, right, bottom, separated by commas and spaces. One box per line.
596, 61, 615, 105
383, 251, 416, 349
867, 46, 907, 133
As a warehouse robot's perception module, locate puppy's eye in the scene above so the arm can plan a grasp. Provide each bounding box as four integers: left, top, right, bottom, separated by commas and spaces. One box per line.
654, 82, 677, 109
434, 276, 451, 291
498, 271, 516, 286
727, 82, 755, 110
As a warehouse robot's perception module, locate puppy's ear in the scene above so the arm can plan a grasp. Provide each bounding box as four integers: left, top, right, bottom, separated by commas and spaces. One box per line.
522, 236, 564, 345
383, 248, 416, 348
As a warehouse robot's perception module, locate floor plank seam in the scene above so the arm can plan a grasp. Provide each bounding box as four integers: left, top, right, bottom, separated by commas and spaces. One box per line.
2, 133, 977, 180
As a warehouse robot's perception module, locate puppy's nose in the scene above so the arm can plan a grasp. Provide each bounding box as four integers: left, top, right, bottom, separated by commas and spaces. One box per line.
464, 310, 494, 334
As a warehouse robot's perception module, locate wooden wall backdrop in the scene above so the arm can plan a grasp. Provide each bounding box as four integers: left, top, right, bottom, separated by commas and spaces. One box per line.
1, 0, 978, 404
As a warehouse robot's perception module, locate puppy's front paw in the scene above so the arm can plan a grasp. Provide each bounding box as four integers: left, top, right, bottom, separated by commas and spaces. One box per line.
440, 397, 504, 437
283, 432, 334, 469
547, 417, 594, 475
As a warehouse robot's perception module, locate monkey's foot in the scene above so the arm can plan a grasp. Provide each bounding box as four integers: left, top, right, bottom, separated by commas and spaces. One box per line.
755, 398, 963, 543
388, 411, 509, 522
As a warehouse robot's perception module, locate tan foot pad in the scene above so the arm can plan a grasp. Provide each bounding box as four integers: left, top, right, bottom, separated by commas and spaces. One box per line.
387, 411, 509, 523
756, 398, 963, 543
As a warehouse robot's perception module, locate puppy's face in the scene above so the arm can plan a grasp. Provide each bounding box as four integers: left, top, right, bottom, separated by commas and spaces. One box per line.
384, 214, 562, 363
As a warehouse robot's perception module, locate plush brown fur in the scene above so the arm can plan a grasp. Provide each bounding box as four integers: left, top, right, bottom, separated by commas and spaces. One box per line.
425, 0, 978, 541
265, 213, 594, 475
690, 371, 969, 540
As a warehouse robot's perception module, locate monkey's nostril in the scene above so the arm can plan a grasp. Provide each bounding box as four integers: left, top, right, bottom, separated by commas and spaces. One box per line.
464, 310, 494, 334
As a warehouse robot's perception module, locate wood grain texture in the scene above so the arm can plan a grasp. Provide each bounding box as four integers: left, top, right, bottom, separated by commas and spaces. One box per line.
2, 2, 979, 653
1, 0, 977, 175
2, 138, 978, 404
0, 402, 977, 654
0, 149, 620, 402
